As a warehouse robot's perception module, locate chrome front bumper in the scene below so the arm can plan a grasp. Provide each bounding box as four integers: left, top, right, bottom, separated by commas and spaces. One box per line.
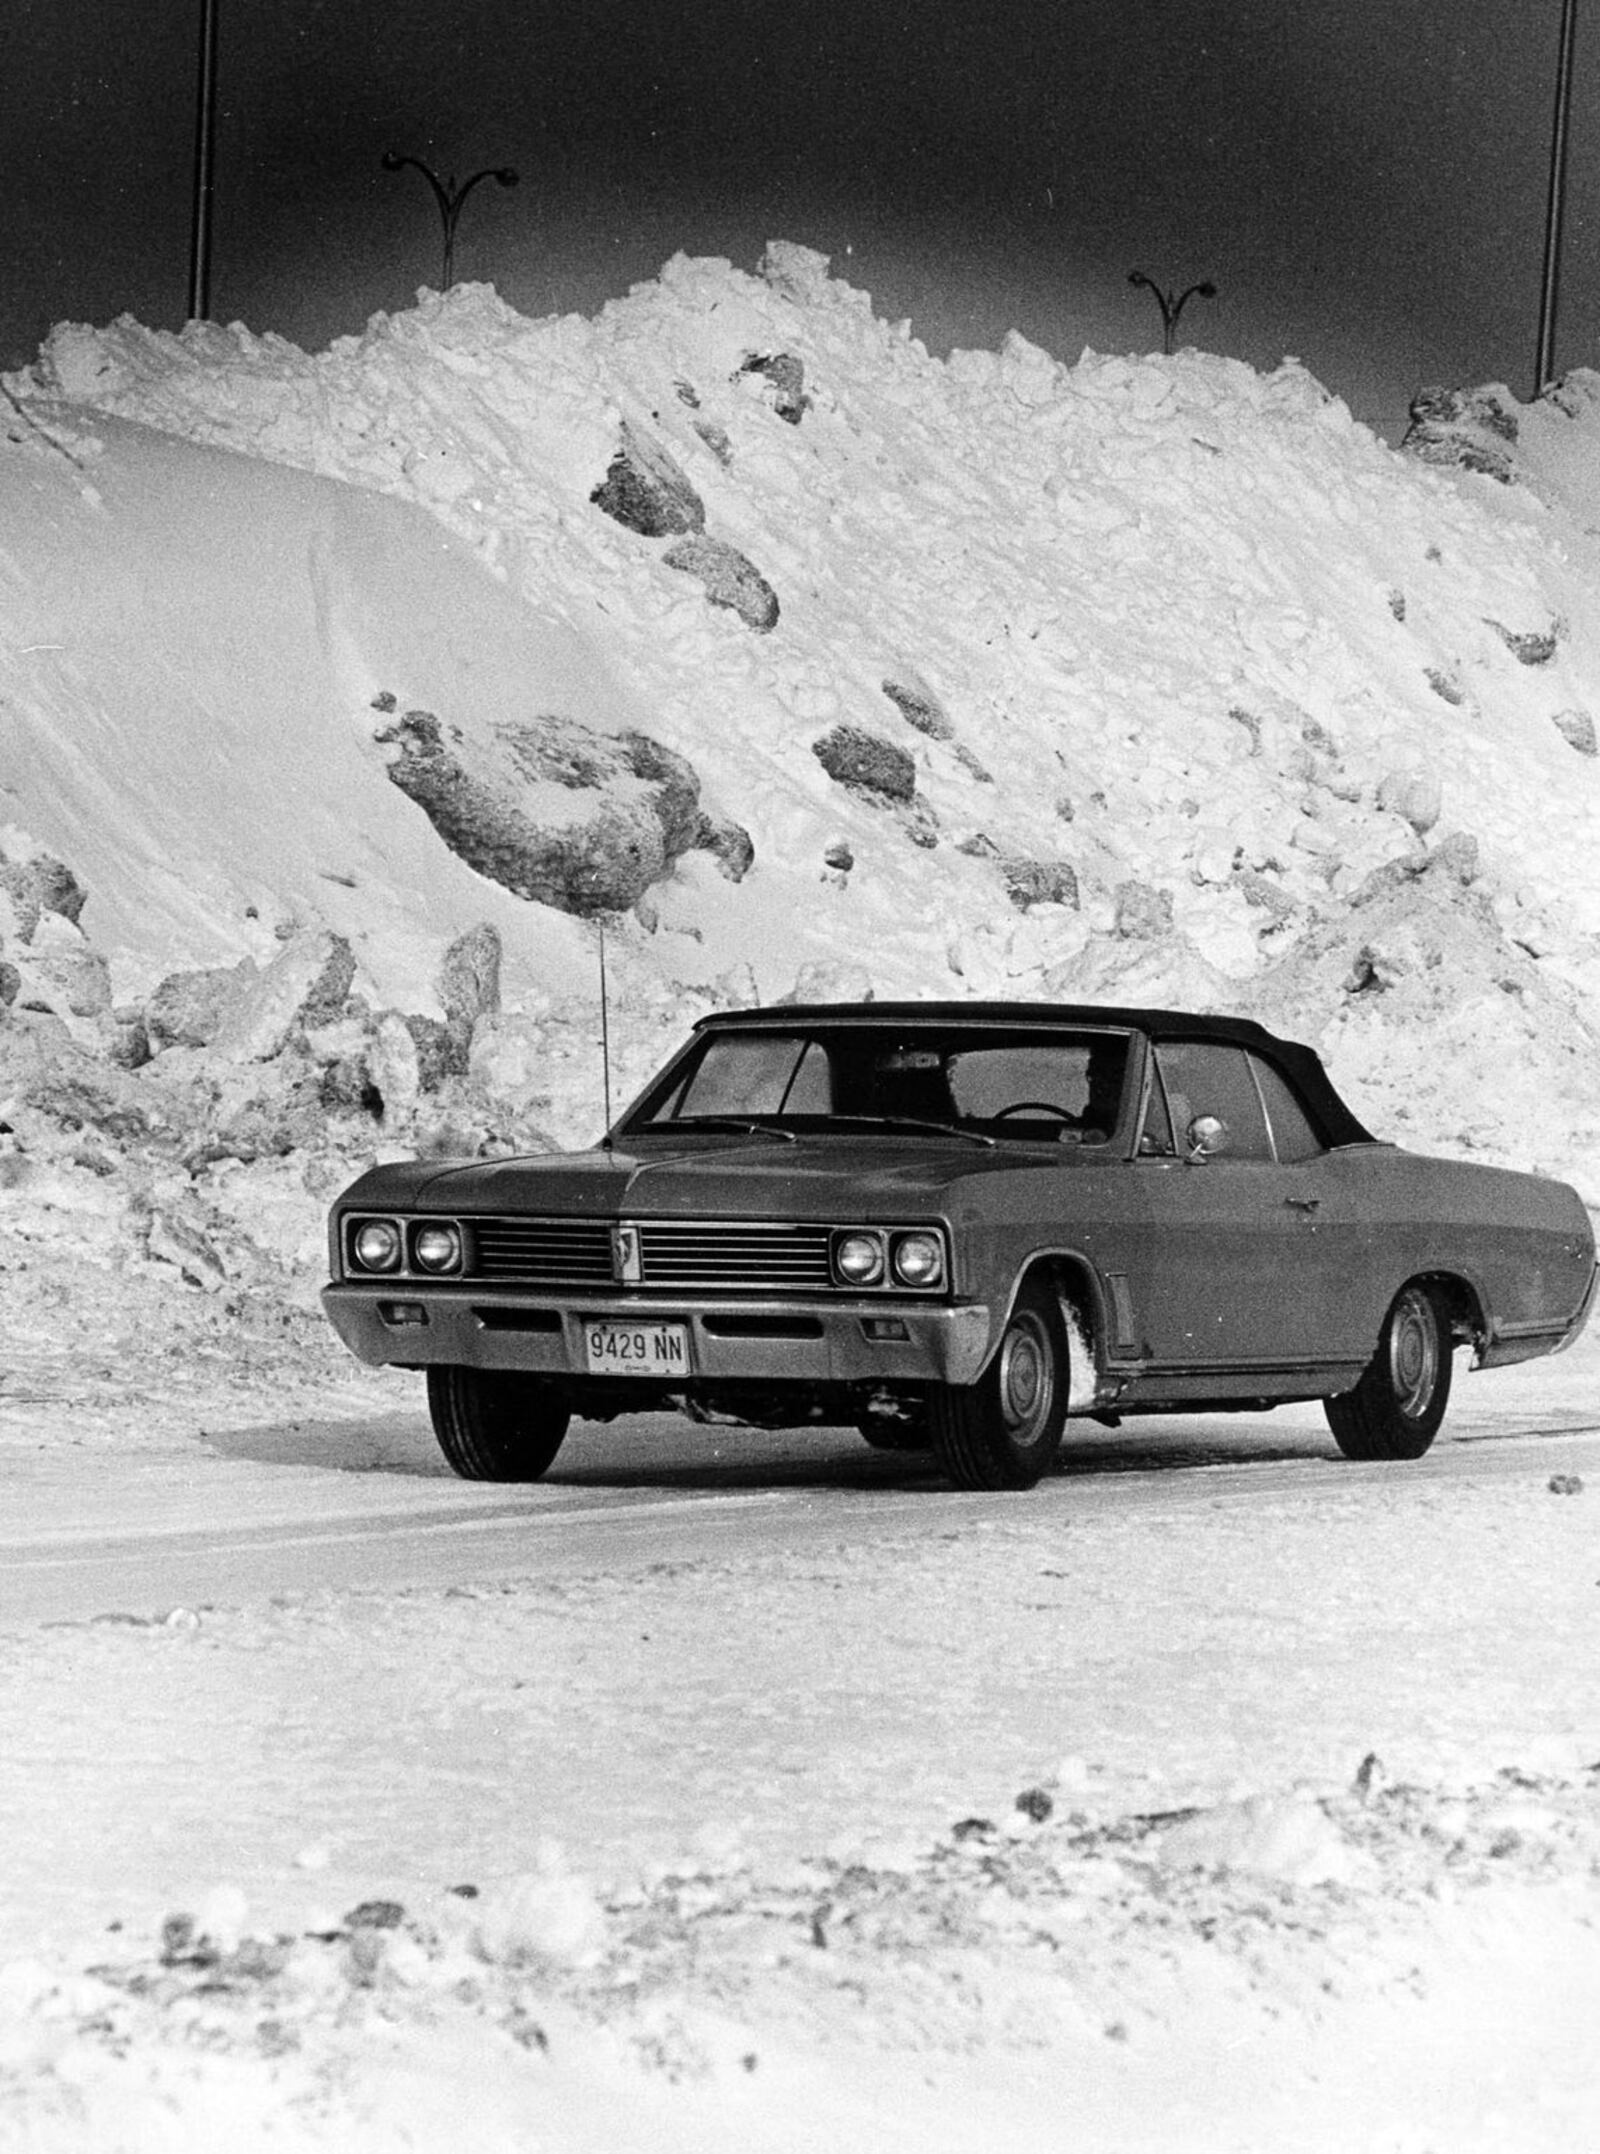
321, 1283, 997, 1389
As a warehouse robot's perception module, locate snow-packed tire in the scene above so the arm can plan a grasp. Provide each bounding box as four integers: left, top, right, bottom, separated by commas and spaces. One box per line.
929, 1282, 1068, 1491
426, 1366, 571, 1481
857, 1409, 932, 1453
1325, 1281, 1452, 1461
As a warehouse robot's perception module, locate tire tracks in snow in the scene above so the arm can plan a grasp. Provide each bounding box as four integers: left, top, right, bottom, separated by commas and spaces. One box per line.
3, 1422, 1597, 1628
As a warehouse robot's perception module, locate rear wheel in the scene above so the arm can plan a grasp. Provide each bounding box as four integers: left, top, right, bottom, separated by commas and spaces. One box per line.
426, 1367, 571, 1481
1325, 1281, 1452, 1461
929, 1282, 1068, 1490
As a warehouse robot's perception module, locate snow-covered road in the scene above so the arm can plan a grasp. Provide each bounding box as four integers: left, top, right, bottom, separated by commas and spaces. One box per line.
5, 1389, 1599, 1627
4, 1354, 1597, 1924
3, 1317, 1598, 2149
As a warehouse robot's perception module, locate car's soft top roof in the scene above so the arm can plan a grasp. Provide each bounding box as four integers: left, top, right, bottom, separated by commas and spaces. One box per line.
694, 1001, 1377, 1148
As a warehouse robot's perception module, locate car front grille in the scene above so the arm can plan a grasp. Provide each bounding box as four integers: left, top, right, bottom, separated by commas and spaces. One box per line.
469, 1218, 614, 1283
638, 1222, 834, 1291
464, 1217, 836, 1293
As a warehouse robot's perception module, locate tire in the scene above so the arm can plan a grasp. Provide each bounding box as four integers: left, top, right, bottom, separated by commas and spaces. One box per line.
1325, 1281, 1452, 1461
857, 1410, 932, 1454
929, 1282, 1068, 1491
426, 1366, 571, 1482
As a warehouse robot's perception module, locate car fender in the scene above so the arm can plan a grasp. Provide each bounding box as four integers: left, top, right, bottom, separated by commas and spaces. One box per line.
967, 1245, 1113, 1395
1354, 1259, 1491, 1359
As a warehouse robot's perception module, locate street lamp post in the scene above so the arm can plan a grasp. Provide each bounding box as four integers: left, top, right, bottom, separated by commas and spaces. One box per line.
380, 153, 520, 289
1535, 0, 1581, 397
187, 0, 220, 320
1127, 271, 1218, 356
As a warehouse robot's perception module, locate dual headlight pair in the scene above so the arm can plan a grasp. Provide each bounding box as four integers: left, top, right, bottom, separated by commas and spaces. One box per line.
831, 1228, 946, 1291
349, 1216, 947, 1292
349, 1217, 462, 1276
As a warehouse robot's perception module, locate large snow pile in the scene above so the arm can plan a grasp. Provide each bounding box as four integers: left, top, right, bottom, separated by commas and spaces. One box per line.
4, 240, 1600, 1309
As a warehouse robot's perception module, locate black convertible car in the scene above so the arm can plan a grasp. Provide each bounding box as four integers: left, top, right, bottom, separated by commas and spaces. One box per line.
322, 1002, 1597, 1491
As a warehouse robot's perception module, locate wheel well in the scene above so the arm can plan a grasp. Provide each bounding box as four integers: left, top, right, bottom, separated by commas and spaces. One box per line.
1017, 1255, 1103, 1409
1415, 1271, 1487, 1354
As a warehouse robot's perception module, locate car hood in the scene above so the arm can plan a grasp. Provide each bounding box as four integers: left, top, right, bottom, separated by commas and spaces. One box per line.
335, 1134, 1113, 1220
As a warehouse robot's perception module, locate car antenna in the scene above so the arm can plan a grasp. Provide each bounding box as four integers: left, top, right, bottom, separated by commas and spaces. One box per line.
598, 919, 615, 1149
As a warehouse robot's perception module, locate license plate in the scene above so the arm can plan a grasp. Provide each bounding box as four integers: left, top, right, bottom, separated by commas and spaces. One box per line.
583, 1318, 691, 1378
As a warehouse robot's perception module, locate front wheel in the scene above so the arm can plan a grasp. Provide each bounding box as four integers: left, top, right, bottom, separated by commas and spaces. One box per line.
929, 1283, 1068, 1490
426, 1367, 571, 1481
857, 1408, 932, 1454
1325, 1281, 1452, 1461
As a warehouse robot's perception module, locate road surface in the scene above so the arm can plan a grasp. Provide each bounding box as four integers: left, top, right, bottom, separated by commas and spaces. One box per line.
4, 1381, 1596, 1625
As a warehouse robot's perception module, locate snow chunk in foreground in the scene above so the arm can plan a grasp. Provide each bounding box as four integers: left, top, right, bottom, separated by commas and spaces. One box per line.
1154, 1790, 1363, 1887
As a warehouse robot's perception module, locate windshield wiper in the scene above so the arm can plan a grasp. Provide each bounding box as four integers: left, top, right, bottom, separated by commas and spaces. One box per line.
661, 1116, 798, 1144
824, 1115, 996, 1149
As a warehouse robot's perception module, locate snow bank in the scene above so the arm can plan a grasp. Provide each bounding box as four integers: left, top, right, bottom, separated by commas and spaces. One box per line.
5, 1758, 1598, 2153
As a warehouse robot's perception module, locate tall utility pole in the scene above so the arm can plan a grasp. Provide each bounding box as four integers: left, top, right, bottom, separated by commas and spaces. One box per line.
1535, 0, 1580, 396
188, 0, 220, 320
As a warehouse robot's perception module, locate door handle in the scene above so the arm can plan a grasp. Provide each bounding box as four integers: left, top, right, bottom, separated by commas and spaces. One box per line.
1283, 1196, 1321, 1213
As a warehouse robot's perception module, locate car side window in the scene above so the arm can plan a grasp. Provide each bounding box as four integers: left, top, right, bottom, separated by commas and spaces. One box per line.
1250, 1056, 1325, 1163
1152, 1042, 1273, 1162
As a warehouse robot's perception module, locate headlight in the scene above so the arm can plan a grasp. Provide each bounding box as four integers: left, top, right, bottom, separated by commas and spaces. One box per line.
412, 1222, 463, 1274
351, 1218, 402, 1273
891, 1232, 945, 1289
834, 1231, 886, 1286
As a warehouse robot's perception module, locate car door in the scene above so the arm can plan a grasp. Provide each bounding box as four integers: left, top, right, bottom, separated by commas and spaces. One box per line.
1245, 1052, 1376, 1360
1120, 1040, 1350, 1372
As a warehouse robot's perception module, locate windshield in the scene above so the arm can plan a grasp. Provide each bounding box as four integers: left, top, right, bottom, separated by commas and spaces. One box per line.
627, 1026, 1133, 1145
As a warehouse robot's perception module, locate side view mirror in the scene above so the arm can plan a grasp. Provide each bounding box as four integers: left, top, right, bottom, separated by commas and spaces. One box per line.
1185, 1114, 1230, 1163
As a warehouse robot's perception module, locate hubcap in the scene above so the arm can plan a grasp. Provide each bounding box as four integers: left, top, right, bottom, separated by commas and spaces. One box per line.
997, 1311, 1053, 1438
1388, 1288, 1439, 1418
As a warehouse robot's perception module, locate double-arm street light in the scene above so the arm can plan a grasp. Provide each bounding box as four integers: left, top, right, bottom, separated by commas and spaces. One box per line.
1535, 0, 1581, 396
186, 15, 521, 320
1127, 271, 1218, 356
380, 153, 520, 290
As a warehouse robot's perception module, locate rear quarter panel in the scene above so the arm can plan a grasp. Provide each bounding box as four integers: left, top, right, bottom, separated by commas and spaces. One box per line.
1323, 1146, 1595, 1350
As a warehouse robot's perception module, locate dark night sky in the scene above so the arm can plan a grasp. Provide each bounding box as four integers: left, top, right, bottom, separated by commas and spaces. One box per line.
10, 2, 1599, 438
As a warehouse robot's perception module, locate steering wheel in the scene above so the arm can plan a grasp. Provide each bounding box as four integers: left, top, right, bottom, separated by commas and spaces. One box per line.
993, 1101, 1081, 1122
